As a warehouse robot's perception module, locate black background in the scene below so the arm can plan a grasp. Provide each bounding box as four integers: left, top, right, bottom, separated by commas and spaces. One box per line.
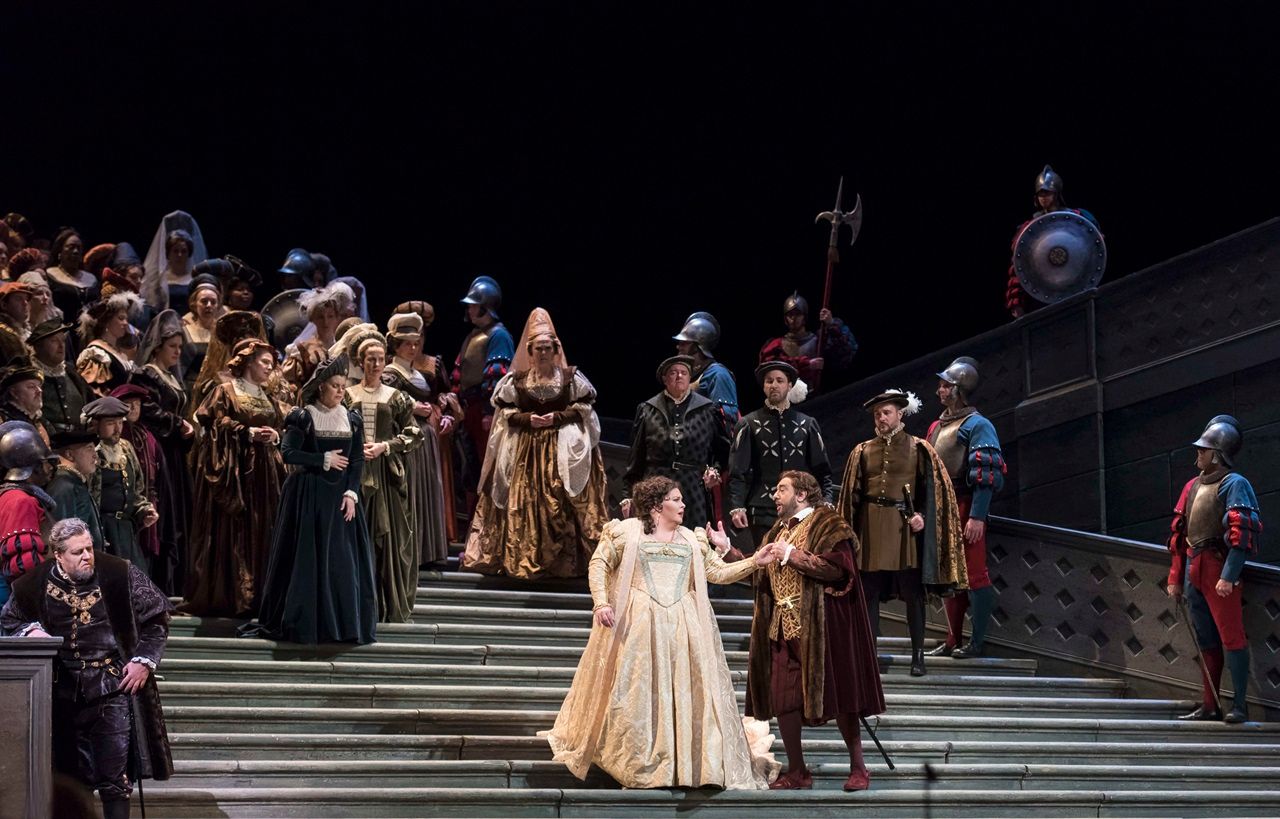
5, 3, 1276, 418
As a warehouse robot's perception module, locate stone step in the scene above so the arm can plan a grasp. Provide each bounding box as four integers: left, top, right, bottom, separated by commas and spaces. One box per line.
161, 707, 1280, 744
168, 733, 1280, 766
416, 584, 757, 615
155, 681, 1194, 719
168, 615, 936, 651
156, 659, 1121, 697
420, 568, 753, 599
124, 785, 1280, 818
161, 636, 1036, 675
155, 758, 1280, 791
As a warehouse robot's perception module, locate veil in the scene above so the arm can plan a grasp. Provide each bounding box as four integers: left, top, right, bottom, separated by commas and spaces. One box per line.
142, 210, 209, 311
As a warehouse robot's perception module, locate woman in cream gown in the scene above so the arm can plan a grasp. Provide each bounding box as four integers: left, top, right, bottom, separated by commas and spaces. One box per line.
543, 475, 779, 789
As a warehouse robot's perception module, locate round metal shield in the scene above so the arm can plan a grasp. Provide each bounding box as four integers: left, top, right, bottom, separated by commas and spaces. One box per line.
262, 288, 307, 349
1013, 211, 1107, 304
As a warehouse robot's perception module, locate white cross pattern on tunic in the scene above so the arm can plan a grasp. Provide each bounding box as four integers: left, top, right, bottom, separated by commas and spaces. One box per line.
750, 417, 780, 457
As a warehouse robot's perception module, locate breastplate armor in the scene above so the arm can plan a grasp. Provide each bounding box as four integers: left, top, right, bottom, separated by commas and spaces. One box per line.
928, 417, 967, 483
457, 329, 492, 390
1187, 477, 1227, 547
780, 333, 818, 358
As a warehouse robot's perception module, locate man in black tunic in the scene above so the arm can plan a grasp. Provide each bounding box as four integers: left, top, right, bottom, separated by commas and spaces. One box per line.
2, 517, 174, 819
728, 361, 835, 549
621, 355, 730, 528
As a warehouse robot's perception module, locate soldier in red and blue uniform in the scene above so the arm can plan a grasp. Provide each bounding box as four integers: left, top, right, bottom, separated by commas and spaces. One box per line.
757, 292, 857, 393
925, 358, 1006, 659
1167, 415, 1262, 724
451, 276, 514, 515
0, 421, 58, 606
1006, 165, 1101, 318
673, 311, 739, 432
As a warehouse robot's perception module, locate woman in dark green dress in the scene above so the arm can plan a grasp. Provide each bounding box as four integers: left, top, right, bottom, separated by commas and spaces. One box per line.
247, 353, 377, 644
342, 327, 423, 623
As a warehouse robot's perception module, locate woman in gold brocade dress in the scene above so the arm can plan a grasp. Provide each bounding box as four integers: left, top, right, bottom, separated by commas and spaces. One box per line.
463, 308, 607, 580
543, 476, 779, 789
183, 338, 286, 616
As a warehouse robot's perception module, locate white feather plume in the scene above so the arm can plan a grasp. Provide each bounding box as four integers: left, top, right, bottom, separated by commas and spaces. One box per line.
883, 387, 922, 416
788, 379, 809, 404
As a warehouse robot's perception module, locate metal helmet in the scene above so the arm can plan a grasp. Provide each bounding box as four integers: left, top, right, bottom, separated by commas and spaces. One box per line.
460, 276, 502, 317
672, 311, 721, 358
1035, 164, 1063, 194
1193, 415, 1243, 467
277, 248, 316, 280
0, 420, 55, 482
937, 356, 980, 397
783, 291, 810, 316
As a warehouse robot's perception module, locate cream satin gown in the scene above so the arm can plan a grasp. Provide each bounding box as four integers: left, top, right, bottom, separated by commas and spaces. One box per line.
543, 518, 778, 789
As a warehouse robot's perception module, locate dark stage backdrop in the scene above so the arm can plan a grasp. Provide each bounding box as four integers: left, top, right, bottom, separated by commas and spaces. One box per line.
4, 3, 1277, 417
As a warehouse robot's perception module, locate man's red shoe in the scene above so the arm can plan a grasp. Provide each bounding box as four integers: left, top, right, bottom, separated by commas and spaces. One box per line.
843, 768, 871, 791
769, 768, 813, 790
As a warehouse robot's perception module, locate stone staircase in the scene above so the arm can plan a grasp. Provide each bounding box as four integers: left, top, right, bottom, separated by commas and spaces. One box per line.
136, 548, 1280, 817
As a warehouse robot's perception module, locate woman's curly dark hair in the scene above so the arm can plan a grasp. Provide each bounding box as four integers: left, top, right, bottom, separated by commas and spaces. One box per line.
632, 475, 679, 534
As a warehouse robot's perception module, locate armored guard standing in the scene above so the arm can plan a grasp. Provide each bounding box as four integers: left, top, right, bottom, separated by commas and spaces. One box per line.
757, 292, 856, 392
452, 276, 514, 514
728, 361, 835, 548
925, 358, 1006, 659
673, 311, 739, 430
837, 390, 966, 676
1006, 165, 1103, 318
1167, 416, 1262, 724
0, 421, 57, 605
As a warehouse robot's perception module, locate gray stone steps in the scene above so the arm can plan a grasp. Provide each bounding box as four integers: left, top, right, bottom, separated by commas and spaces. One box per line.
154, 658, 1126, 697
154, 758, 1280, 792
167, 733, 1280, 766
155, 681, 1194, 718
160, 706, 1279, 744
168, 615, 935, 650
123, 785, 1280, 818
417, 584, 757, 615
161, 635, 1036, 675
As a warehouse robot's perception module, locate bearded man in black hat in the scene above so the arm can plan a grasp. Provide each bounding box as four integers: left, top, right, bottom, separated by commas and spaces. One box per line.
621, 355, 731, 531
836, 389, 966, 676
83, 396, 158, 574
29, 318, 90, 437
47, 428, 106, 551
0, 356, 50, 446
2, 516, 174, 819
728, 361, 835, 549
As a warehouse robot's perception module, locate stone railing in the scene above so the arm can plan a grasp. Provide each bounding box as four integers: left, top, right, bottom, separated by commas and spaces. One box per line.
970, 516, 1280, 720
